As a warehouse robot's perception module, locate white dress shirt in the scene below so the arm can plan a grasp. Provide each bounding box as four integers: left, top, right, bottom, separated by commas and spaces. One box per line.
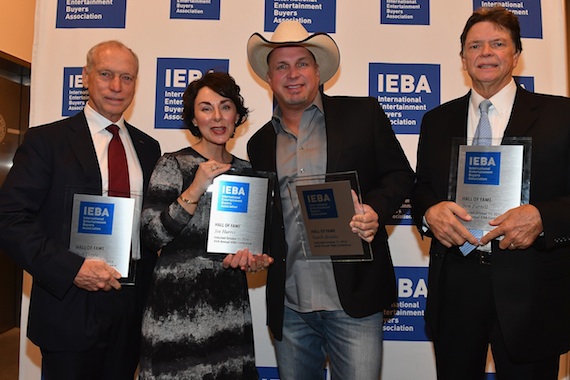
84, 103, 144, 260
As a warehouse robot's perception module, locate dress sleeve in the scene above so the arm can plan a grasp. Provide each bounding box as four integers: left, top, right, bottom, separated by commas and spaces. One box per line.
141, 154, 195, 252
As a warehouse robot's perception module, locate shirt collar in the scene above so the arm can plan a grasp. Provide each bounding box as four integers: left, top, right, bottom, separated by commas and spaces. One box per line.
470, 79, 517, 116
84, 103, 126, 134
271, 92, 324, 134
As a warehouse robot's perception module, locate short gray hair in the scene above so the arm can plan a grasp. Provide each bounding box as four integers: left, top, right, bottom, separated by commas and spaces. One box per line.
85, 40, 139, 75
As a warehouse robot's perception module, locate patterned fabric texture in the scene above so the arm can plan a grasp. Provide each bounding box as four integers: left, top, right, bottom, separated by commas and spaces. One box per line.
139, 147, 258, 380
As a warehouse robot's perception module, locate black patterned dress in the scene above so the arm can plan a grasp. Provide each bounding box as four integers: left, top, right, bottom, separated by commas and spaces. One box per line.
139, 147, 258, 380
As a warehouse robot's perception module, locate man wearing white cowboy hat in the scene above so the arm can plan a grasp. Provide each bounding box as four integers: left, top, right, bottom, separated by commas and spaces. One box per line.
247, 21, 414, 379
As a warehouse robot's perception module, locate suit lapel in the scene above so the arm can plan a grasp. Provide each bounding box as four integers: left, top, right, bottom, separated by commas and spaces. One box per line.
451, 92, 470, 140
255, 124, 278, 173
321, 95, 344, 173
503, 87, 538, 140
126, 123, 155, 187
266, 130, 278, 172
446, 88, 536, 142
67, 112, 102, 190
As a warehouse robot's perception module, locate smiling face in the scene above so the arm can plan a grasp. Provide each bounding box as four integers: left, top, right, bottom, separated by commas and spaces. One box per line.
266, 46, 320, 113
461, 21, 520, 98
192, 86, 238, 147
82, 43, 138, 122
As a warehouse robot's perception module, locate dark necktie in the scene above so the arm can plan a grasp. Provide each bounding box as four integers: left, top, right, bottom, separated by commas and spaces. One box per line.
106, 124, 130, 198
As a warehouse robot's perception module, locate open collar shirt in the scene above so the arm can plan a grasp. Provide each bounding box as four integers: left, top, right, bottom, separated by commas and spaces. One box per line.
272, 92, 343, 312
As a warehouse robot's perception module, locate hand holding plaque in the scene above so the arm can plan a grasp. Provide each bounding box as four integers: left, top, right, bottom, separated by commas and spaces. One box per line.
288, 171, 373, 262
348, 190, 379, 243
221, 247, 274, 273
448, 137, 531, 235
66, 192, 136, 284
206, 169, 275, 255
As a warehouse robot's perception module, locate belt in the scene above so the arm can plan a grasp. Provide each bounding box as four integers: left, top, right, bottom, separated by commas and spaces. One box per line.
474, 250, 491, 265
455, 249, 492, 265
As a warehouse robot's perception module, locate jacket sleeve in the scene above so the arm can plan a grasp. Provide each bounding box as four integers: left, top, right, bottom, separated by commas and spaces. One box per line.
0, 127, 84, 299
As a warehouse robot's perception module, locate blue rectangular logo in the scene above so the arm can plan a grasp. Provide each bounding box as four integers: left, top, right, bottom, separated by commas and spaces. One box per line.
464, 152, 501, 186
383, 266, 429, 341
514, 76, 534, 92
217, 181, 249, 213
370, 63, 440, 134
154, 58, 229, 129
257, 366, 326, 379
390, 198, 413, 226
78, 201, 114, 235
257, 367, 280, 380
302, 189, 338, 220
264, 0, 336, 32
381, 0, 430, 25
170, 0, 221, 20
62, 67, 88, 117
473, 0, 542, 39
56, 0, 126, 28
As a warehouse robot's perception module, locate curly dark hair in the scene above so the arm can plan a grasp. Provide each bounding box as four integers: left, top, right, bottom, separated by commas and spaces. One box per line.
182, 71, 249, 138
460, 6, 522, 56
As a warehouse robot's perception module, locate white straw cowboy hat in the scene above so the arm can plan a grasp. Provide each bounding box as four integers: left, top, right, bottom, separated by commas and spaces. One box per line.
247, 21, 340, 85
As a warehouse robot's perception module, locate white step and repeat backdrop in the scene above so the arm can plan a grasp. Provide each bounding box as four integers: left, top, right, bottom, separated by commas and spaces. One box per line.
20, 1, 568, 379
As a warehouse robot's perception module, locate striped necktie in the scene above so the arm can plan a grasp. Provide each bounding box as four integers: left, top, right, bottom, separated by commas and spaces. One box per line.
473, 99, 492, 146
459, 100, 493, 255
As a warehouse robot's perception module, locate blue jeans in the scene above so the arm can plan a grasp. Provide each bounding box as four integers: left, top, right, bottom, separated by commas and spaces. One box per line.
274, 306, 383, 380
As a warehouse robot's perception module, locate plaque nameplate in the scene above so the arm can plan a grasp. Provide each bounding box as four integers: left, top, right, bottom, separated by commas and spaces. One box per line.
68, 193, 136, 284
448, 137, 531, 231
206, 169, 275, 255
288, 171, 373, 262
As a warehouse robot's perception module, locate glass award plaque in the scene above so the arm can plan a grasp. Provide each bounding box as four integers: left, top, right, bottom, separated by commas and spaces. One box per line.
287, 171, 373, 262
64, 189, 137, 285
448, 137, 531, 231
206, 168, 275, 255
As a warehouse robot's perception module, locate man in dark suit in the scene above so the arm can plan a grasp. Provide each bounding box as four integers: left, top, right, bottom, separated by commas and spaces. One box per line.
0, 40, 161, 379
246, 21, 414, 379
412, 7, 570, 380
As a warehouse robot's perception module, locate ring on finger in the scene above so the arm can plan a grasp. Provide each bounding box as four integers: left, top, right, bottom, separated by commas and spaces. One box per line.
211, 165, 218, 171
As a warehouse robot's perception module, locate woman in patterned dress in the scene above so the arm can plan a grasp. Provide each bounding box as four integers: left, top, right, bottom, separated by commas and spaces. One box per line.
139, 72, 272, 380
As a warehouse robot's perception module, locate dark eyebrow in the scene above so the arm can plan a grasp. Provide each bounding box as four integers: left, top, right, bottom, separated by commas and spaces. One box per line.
197, 99, 232, 107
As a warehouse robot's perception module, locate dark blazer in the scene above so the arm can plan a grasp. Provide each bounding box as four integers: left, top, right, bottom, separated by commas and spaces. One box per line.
247, 93, 414, 340
0, 111, 161, 351
412, 86, 570, 362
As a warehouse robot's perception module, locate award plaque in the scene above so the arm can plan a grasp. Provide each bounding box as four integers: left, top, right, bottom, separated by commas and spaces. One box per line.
66, 191, 137, 284
288, 171, 373, 262
448, 137, 531, 231
206, 168, 275, 255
